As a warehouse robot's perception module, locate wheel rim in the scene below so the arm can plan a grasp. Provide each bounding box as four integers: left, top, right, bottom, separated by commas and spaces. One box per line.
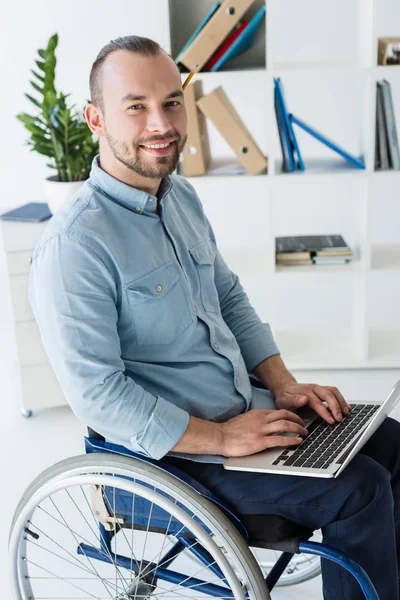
10, 470, 253, 599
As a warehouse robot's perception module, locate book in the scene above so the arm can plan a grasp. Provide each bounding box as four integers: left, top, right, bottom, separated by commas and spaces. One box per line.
378, 80, 400, 170
197, 86, 268, 175
0, 202, 52, 222
175, 2, 221, 65
276, 235, 352, 255
203, 21, 249, 71
274, 80, 295, 172
275, 78, 305, 171
375, 83, 390, 170
290, 114, 365, 170
209, 5, 266, 72
181, 80, 211, 176
274, 87, 290, 173
178, 0, 255, 72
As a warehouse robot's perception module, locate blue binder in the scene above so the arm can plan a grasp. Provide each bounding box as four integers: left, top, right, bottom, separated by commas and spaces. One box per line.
210, 5, 266, 72
274, 78, 295, 172
175, 2, 221, 64
290, 114, 366, 169
275, 78, 305, 171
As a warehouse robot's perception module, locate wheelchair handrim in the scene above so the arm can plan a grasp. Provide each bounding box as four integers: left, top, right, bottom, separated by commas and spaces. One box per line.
9, 455, 270, 600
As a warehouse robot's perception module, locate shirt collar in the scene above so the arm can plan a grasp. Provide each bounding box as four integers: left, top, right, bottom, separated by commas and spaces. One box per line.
88, 155, 172, 215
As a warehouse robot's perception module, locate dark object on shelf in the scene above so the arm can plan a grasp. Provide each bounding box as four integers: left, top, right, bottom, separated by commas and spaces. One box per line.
275, 234, 353, 267
376, 80, 400, 170
0, 202, 52, 222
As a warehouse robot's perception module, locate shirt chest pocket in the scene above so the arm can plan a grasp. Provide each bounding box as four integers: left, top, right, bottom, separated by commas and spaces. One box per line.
189, 239, 220, 314
125, 262, 193, 345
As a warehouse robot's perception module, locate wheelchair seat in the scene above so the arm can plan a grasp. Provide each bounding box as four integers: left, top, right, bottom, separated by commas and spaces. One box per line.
87, 427, 313, 553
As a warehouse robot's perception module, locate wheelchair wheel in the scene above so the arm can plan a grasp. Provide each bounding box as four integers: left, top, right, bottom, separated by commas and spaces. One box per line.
251, 530, 322, 586
9, 453, 270, 600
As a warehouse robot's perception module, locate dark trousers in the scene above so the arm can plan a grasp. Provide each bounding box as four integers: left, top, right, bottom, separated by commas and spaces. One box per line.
165, 417, 400, 600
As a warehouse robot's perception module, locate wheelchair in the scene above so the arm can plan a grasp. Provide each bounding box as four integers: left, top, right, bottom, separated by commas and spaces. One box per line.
8, 428, 380, 599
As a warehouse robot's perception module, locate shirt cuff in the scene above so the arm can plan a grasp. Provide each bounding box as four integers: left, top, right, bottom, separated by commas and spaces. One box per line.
238, 322, 280, 373
130, 396, 190, 460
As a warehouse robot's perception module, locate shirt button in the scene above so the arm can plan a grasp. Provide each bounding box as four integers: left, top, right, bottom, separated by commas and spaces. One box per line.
213, 343, 220, 350
235, 378, 239, 386
194, 305, 198, 312
156, 284, 163, 293
148, 197, 154, 203
135, 206, 141, 212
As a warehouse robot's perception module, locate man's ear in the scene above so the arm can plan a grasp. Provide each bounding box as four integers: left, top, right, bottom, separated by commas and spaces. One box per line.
85, 104, 105, 137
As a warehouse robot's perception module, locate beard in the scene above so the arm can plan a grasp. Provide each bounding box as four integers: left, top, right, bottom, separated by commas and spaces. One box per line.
104, 128, 187, 179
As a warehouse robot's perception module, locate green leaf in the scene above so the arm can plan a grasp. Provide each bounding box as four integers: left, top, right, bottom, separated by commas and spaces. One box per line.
35, 60, 46, 72
38, 49, 46, 59
31, 69, 45, 83
30, 80, 43, 95
25, 93, 42, 109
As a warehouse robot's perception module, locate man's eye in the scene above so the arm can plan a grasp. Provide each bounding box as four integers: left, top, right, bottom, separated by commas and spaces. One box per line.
166, 101, 180, 107
129, 104, 144, 110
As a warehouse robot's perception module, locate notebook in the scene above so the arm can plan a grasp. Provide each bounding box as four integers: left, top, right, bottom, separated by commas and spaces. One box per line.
224, 379, 400, 478
0, 203, 52, 222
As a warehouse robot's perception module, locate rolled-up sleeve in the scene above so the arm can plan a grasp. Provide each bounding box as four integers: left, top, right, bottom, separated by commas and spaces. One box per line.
206, 220, 280, 372
29, 233, 189, 459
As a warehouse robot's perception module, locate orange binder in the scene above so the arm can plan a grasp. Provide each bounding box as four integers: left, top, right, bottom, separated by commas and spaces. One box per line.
179, 0, 255, 72
197, 86, 267, 175
181, 81, 211, 177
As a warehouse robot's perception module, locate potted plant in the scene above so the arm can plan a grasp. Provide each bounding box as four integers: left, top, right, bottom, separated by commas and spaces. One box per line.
16, 33, 98, 215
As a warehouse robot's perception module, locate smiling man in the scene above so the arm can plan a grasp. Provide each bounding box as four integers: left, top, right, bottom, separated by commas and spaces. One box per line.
29, 35, 400, 600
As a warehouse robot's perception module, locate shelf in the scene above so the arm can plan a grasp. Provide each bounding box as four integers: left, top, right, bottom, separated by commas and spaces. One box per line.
273, 158, 367, 180
180, 157, 268, 181
371, 244, 400, 271
275, 260, 364, 275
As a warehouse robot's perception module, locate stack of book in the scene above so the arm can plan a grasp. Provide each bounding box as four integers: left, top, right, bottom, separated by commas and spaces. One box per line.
375, 80, 400, 171
276, 235, 353, 268
175, 0, 265, 73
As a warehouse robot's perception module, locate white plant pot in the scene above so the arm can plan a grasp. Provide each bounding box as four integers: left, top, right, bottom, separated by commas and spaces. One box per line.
44, 176, 86, 215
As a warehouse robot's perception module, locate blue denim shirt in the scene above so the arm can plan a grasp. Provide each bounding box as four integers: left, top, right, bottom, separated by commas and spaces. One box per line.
29, 156, 280, 462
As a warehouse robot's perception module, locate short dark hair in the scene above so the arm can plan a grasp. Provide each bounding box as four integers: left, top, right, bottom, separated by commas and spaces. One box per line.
89, 35, 163, 112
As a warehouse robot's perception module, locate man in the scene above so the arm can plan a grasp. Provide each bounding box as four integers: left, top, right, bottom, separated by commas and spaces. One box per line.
29, 35, 400, 599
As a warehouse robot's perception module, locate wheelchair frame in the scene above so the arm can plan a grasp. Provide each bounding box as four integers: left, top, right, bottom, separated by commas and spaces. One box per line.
84, 434, 379, 599
8, 431, 380, 599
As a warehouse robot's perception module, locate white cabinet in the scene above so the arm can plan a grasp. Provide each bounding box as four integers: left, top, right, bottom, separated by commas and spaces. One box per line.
1, 218, 67, 416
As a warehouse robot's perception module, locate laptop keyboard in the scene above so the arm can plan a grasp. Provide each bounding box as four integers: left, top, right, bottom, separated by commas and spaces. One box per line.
272, 404, 380, 470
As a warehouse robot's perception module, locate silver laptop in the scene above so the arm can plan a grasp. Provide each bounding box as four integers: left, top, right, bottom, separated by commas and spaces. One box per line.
224, 379, 400, 478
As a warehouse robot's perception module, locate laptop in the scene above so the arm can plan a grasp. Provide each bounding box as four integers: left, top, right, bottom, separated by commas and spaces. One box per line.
224, 379, 400, 478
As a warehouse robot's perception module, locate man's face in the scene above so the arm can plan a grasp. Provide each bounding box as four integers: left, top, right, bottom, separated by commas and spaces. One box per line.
99, 50, 187, 178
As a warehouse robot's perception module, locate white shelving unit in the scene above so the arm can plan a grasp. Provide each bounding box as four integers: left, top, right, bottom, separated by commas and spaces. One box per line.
168, 0, 400, 372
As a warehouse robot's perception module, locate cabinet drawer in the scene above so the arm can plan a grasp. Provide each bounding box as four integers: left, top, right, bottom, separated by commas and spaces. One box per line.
1, 219, 47, 252
20, 364, 67, 411
6, 251, 33, 275
15, 321, 49, 366
9, 275, 34, 321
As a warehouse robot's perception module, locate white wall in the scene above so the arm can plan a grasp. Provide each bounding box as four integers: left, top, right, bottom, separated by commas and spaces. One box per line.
0, 0, 171, 210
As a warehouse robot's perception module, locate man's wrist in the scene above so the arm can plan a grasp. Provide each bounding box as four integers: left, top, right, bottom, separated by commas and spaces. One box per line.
252, 354, 296, 397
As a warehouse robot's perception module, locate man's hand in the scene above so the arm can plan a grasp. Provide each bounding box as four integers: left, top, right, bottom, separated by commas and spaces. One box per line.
219, 409, 308, 458
274, 382, 351, 424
